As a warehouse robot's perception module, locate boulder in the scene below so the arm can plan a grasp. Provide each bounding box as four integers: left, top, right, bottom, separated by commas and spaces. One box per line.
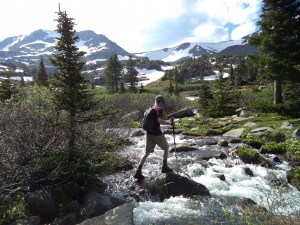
164, 173, 211, 197
130, 129, 145, 137
78, 202, 134, 225
223, 128, 245, 138
280, 121, 293, 129
80, 192, 125, 220
248, 127, 274, 137
170, 144, 198, 152
27, 190, 58, 219
292, 129, 300, 139
240, 109, 256, 117
167, 108, 195, 119
122, 111, 144, 122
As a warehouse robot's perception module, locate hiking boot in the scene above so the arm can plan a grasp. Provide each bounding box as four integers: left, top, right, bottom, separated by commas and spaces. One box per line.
133, 170, 145, 180
161, 165, 173, 173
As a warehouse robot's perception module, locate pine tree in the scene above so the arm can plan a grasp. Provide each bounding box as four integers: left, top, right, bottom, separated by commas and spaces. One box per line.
249, 0, 300, 104
104, 53, 123, 93
50, 7, 95, 159
234, 57, 247, 86
168, 81, 174, 95
198, 80, 213, 117
124, 56, 138, 93
36, 56, 48, 86
0, 70, 13, 102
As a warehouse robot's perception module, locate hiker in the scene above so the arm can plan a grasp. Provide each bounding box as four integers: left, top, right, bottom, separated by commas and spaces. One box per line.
134, 95, 174, 180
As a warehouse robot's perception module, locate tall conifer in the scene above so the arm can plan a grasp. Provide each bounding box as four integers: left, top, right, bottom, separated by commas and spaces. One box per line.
249, 0, 300, 104
50, 6, 95, 159
104, 53, 123, 93
124, 56, 138, 93
36, 56, 48, 86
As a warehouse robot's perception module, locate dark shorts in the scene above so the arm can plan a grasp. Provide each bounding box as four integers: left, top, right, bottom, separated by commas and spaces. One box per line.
145, 134, 169, 153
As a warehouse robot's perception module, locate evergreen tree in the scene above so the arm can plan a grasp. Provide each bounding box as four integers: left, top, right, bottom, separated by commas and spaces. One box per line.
36, 56, 48, 86
20, 74, 25, 87
139, 83, 145, 93
249, 0, 300, 104
168, 81, 174, 95
198, 80, 213, 116
0, 70, 13, 102
234, 57, 247, 86
229, 64, 235, 86
119, 80, 126, 93
49, 7, 95, 159
104, 53, 123, 93
124, 56, 138, 93
174, 82, 180, 96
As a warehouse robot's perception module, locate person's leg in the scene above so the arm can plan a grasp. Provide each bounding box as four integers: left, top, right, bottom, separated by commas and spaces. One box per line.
156, 135, 173, 173
134, 135, 155, 179
139, 152, 150, 166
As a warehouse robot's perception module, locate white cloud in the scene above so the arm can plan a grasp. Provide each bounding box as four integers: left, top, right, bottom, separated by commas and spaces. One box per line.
0, 0, 262, 52
185, 23, 229, 43
231, 22, 256, 39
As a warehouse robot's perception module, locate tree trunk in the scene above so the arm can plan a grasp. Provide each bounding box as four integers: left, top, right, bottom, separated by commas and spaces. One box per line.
274, 79, 282, 104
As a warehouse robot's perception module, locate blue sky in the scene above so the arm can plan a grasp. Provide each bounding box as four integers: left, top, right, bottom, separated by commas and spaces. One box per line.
1, 0, 262, 52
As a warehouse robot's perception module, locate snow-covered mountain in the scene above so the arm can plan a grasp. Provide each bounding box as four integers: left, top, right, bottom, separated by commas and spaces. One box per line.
134, 34, 258, 62
0, 29, 132, 67
0, 29, 258, 69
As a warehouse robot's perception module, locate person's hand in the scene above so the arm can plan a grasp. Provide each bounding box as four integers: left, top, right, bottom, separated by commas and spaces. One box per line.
170, 117, 175, 128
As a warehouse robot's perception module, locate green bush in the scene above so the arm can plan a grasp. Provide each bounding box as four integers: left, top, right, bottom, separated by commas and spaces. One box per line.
262, 141, 287, 154
235, 145, 263, 164
287, 167, 300, 191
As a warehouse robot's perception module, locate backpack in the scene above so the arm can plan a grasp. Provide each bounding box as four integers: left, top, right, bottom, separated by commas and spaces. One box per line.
142, 106, 157, 132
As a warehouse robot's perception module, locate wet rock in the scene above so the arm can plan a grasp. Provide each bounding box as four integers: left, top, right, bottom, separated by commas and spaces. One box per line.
244, 167, 254, 177
229, 138, 243, 144
213, 173, 226, 181
205, 138, 218, 145
273, 156, 281, 163
216, 152, 227, 160
130, 129, 144, 137
170, 144, 198, 152
218, 139, 228, 147
164, 173, 211, 197
198, 148, 225, 160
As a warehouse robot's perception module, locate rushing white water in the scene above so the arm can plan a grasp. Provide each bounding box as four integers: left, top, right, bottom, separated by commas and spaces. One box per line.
107, 130, 300, 224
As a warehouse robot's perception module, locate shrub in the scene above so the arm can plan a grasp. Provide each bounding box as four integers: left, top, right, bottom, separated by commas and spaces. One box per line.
235, 145, 263, 164
262, 142, 287, 154
287, 167, 300, 191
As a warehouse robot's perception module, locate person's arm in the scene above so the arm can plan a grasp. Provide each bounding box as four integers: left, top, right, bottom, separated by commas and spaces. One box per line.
158, 117, 174, 126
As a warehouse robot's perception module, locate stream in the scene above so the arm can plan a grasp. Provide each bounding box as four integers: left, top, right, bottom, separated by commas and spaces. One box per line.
103, 128, 300, 225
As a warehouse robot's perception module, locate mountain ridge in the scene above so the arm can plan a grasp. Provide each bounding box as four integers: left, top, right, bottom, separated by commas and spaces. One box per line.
0, 29, 258, 68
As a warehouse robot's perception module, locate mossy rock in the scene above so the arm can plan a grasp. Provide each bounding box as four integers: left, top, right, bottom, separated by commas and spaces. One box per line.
261, 142, 287, 154
235, 146, 263, 164
287, 167, 300, 191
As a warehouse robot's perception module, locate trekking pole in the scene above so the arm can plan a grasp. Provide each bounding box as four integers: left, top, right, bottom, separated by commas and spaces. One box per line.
171, 118, 178, 172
